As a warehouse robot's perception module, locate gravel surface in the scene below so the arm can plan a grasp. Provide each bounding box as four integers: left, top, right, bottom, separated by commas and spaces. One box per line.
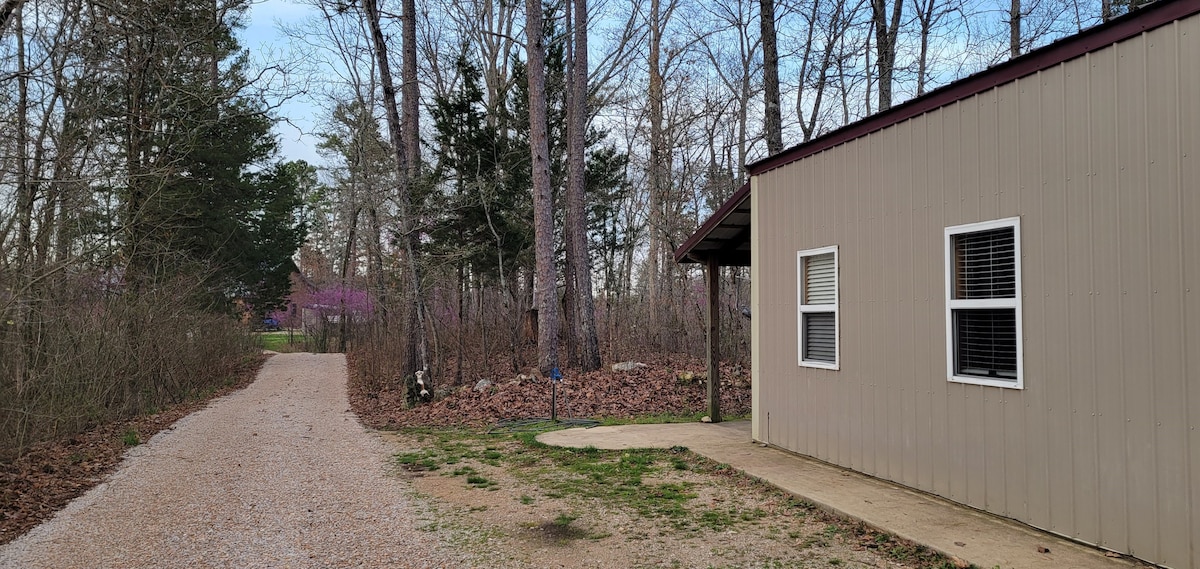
0, 353, 465, 569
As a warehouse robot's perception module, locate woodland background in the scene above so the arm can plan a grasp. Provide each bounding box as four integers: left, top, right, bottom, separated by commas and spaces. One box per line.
0, 0, 1143, 458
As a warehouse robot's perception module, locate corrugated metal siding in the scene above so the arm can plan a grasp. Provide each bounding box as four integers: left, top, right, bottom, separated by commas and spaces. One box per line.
753, 15, 1199, 568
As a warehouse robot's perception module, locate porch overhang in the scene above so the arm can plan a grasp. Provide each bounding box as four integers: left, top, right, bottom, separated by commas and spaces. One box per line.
673, 183, 751, 266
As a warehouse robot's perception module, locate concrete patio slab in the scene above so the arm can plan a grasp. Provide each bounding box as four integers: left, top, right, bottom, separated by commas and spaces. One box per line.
537, 421, 1140, 569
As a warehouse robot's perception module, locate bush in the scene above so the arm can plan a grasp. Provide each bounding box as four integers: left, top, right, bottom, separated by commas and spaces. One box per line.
0, 274, 258, 460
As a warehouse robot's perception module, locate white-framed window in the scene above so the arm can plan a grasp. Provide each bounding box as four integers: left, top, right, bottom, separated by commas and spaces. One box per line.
797, 246, 839, 369
944, 217, 1023, 389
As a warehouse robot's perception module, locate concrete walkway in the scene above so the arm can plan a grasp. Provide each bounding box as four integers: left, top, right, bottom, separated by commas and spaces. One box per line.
537, 421, 1138, 569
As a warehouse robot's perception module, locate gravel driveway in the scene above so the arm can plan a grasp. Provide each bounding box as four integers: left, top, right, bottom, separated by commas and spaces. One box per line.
0, 353, 463, 569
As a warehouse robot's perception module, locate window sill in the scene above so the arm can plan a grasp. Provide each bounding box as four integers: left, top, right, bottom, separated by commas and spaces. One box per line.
800, 360, 840, 371
948, 375, 1023, 389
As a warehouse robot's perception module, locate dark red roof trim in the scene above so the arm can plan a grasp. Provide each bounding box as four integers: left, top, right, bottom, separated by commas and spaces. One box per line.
748, 0, 1200, 175
673, 183, 751, 264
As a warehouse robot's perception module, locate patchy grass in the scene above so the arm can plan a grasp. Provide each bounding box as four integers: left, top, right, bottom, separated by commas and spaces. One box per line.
396, 428, 784, 534
389, 426, 970, 569
257, 331, 305, 352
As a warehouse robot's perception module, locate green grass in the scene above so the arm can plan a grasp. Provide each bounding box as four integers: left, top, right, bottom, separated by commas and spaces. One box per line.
256, 331, 305, 352
121, 428, 140, 446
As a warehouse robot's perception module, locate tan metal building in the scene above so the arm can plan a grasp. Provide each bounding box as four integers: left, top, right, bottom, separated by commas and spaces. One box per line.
678, 1, 1200, 566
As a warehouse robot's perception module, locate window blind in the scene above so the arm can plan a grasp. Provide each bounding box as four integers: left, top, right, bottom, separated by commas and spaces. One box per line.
805, 253, 836, 304
803, 312, 836, 363
954, 308, 1017, 378
954, 227, 1016, 299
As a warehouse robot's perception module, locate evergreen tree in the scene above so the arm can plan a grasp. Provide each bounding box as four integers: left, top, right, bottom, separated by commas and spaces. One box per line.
429, 54, 533, 284
88, 0, 307, 313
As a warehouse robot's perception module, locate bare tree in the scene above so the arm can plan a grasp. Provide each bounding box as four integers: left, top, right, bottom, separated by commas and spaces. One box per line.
1009, 0, 1021, 57
760, 0, 782, 154
870, 0, 903, 110
361, 0, 430, 399
565, 0, 601, 371
524, 0, 560, 373
913, 0, 960, 95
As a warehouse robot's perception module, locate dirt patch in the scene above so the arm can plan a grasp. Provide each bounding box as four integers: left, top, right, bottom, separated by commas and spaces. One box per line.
379, 429, 952, 569
0, 354, 267, 545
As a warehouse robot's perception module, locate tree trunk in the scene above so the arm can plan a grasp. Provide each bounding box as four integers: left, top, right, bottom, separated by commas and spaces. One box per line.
759, 0, 782, 155
1009, 0, 1021, 58
339, 206, 360, 353
362, 0, 429, 401
0, 0, 24, 41
524, 0, 560, 374
14, 2, 33, 273
870, 0, 902, 111
646, 0, 666, 338
566, 0, 601, 371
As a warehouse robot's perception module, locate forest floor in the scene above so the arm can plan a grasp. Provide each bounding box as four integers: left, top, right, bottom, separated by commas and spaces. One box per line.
348, 352, 754, 429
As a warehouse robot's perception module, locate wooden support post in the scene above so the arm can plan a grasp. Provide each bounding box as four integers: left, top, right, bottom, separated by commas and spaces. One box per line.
706, 255, 721, 423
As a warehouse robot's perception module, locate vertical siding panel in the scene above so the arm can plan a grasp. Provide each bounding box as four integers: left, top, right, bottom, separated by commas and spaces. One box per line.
1062, 54, 1101, 544
896, 120, 918, 488
958, 96, 988, 510
878, 129, 894, 479
908, 116, 932, 493
849, 139, 866, 471
807, 156, 823, 462
864, 133, 882, 477
982, 86, 1013, 517
1037, 63, 1075, 537
796, 159, 806, 458
960, 93, 982, 223
840, 142, 861, 473
883, 124, 903, 483
1115, 35, 1158, 563
760, 178, 774, 446
1179, 16, 1200, 569
926, 111, 952, 499
1018, 73, 1045, 528
1087, 43, 1129, 554
1145, 22, 1188, 568
775, 176, 790, 449
786, 171, 796, 450
941, 103, 969, 505
837, 146, 853, 472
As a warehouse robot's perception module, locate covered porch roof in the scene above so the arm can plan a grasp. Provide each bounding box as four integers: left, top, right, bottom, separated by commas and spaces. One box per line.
673, 183, 751, 266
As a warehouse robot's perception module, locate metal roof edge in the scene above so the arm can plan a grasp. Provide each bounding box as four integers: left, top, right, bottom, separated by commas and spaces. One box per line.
673, 183, 752, 264
747, 0, 1200, 175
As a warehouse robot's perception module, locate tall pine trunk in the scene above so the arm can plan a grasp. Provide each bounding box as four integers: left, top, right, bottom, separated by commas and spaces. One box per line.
566, 0, 601, 371
524, 0, 560, 374
362, 0, 429, 401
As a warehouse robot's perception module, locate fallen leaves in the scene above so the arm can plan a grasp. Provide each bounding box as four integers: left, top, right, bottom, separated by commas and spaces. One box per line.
349, 353, 753, 429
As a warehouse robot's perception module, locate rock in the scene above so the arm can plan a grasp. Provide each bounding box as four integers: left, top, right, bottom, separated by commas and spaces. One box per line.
700, 416, 712, 423
612, 361, 647, 372
473, 379, 492, 392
